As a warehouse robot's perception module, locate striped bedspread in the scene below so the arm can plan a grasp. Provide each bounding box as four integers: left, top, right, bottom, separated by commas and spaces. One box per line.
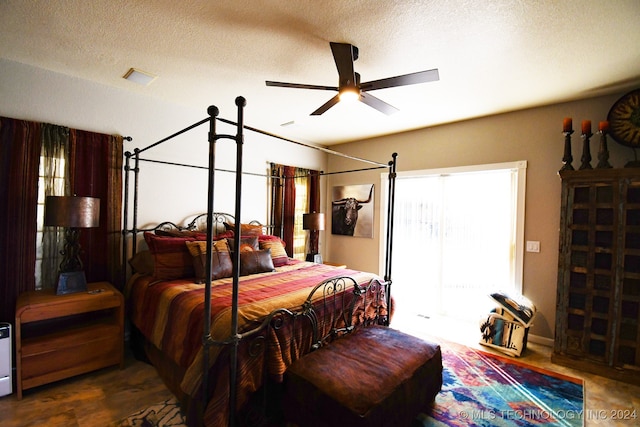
127, 261, 381, 426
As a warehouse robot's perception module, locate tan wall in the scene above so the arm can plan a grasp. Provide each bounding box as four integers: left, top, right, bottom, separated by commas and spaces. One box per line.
325, 91, 633, 341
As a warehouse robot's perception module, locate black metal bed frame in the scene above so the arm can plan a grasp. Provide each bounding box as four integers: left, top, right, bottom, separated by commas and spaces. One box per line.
121, 96, 397, 427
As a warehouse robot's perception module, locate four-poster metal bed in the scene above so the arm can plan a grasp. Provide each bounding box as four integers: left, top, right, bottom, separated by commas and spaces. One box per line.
122, 97, 398, 426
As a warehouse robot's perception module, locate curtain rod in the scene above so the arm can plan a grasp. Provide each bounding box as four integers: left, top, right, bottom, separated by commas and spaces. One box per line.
132, 109, 388, 168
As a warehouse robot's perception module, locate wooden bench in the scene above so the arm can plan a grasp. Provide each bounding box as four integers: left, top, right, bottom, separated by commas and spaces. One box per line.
280, 276, 443, 427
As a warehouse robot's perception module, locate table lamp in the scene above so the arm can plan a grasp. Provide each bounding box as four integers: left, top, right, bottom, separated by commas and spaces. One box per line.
44, 196, 100, 294
303, 212, 325, 263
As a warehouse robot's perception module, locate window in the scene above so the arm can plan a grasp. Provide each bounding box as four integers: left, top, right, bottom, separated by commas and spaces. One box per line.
388, 161, 526, 321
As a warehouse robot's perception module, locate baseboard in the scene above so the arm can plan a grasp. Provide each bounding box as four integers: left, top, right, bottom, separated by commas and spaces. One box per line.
527, 333, 553, 347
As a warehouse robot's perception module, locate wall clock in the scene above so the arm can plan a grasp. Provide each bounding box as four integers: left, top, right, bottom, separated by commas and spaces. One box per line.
608, 88, 640, 167
607, 88, 640, 148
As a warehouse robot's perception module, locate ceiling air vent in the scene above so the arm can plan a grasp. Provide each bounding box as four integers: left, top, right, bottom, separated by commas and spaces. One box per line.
123, 68, 157, 86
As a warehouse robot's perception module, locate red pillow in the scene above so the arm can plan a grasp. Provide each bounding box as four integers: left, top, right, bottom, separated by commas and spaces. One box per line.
257, 234, 286, 247
144, 232, 195, 280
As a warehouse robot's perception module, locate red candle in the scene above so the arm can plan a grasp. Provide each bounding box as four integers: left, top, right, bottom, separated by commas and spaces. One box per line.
582, 120, 591, 135
563, 117, 572, 133
599, 121, 609, 132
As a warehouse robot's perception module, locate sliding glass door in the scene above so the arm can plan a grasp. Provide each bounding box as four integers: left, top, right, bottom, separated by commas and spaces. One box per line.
390, 162, 526, 321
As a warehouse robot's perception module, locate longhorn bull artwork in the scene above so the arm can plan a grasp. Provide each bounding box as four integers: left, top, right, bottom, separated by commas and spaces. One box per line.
331, 184, 374, 237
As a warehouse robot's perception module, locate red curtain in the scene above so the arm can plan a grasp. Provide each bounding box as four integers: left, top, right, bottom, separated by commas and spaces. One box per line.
308, 170, 320, 214
0, 118, 41, 323
69, 130, 123, 288
282, 166, 297, 257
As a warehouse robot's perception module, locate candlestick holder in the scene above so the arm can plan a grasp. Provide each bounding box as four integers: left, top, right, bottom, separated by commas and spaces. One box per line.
579, 131, 593, 170
560, 130, 574, 171
596, 130, 612, 169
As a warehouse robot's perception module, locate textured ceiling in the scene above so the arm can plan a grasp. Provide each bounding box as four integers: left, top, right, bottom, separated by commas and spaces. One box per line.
1, 0, 639, 145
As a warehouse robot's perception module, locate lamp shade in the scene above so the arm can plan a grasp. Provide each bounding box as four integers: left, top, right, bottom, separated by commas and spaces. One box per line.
44, 196, 100, 228
303, 212, 325, 231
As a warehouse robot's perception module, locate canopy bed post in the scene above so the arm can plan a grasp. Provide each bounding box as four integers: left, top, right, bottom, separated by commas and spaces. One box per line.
132, 149, 141, 256
122, 151, 131, 285
384, 152, 397, 324
121, 149, 141, 284
201, 106, 218, 421
200, 97, 247, 427
228, 96, 246, 427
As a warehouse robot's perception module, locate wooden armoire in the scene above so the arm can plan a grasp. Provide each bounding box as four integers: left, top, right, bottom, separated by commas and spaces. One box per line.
553, 167, 640, 384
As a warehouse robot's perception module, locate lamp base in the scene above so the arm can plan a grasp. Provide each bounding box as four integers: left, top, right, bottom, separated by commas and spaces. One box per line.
306, 253, 323, 264
56, 271, 88, 295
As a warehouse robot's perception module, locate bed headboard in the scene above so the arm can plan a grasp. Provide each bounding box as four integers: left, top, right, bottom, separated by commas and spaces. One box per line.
136, 212, 237, 236
185, 212, 237, 235
184, 213, 268, 235
124, 212, 272, 282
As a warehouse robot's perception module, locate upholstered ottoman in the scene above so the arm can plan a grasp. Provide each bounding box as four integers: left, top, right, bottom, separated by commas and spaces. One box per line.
282, 325, 442, 427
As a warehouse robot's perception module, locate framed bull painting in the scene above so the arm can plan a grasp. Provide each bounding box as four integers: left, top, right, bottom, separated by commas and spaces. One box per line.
331, 184, 374, 238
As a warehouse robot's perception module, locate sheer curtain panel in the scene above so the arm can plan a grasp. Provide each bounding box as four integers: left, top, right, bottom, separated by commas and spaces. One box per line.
40, 124, 70, 290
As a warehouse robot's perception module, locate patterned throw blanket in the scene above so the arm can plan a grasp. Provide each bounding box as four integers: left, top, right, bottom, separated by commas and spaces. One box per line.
128, 261, 381, 426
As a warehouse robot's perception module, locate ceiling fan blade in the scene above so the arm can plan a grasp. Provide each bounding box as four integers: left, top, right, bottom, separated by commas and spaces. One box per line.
360, 68, 440, 91
359, 92, 399, 115
330, 42, 357, 88
266, 81, 338, 91
311, 94, 340, 116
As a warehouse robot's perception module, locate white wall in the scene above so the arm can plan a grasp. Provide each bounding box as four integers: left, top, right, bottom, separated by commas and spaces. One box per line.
0, 58, 327, 229
326, 92, 633, 342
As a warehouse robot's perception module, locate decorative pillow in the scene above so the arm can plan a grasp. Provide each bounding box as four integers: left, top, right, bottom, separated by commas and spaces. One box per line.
226, 235, 259, 253
214, 230, 234, 240
259, 238, 288, 267
224, 222, 264, 236
144, 232, 195, 280
257, 234, 286, 247
128, 250, 154, 275
155, 228, 201, 238
240, 249, 275, 276
185, 240, 232, 283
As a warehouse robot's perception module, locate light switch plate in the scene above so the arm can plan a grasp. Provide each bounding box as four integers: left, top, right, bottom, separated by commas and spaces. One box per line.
526, 241, 540, 253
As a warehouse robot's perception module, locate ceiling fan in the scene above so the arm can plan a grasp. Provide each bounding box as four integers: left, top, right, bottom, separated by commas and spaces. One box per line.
266, 42, 439, 116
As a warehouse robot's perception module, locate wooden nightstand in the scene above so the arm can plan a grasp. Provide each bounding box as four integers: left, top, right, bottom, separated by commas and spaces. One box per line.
15, 281, 124, 399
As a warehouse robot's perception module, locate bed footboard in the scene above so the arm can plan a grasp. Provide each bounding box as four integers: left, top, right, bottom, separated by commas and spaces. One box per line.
230, 275, 390, 426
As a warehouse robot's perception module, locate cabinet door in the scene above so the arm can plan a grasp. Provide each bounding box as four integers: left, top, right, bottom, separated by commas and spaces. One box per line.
614, 179, 640, 369
558, 179, 618, 363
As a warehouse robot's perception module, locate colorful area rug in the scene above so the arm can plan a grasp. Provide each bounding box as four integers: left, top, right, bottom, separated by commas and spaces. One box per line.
113, 398, 186, 427
417, 340, 584, 427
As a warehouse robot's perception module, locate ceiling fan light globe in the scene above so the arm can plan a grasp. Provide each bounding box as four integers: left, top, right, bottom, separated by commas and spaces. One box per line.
339, 88, 360, 102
